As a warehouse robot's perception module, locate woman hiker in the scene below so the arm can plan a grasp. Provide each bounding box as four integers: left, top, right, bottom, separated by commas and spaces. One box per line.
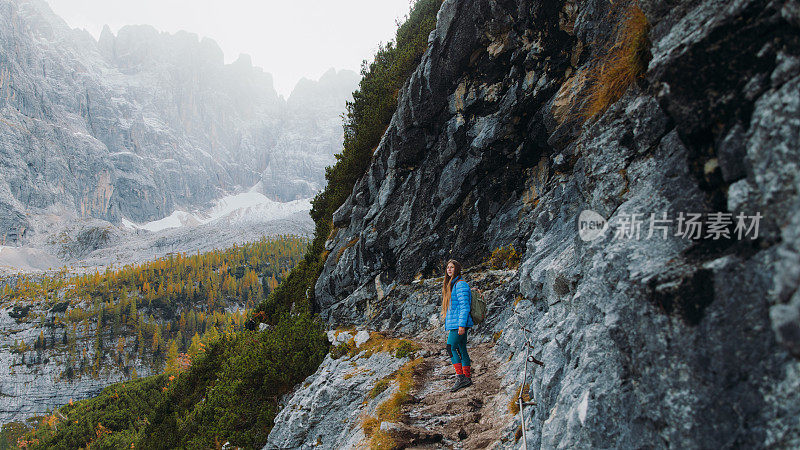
441, 259, 473, 392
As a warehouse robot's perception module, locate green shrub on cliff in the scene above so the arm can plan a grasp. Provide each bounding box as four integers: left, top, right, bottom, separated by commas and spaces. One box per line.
24, 313, 327, 449
137, 312, 328, 449
24, 374, 168, 449
254, 0, 442, 323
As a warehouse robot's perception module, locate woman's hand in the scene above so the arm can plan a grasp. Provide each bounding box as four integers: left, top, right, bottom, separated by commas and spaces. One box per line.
458, 326, 465, 335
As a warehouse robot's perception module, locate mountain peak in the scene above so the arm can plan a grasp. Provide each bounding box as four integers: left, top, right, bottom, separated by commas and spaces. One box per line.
98, 23, 115, 57
320, 67, 338, 80
100, 23, 113, 37
232, 53, 253, 68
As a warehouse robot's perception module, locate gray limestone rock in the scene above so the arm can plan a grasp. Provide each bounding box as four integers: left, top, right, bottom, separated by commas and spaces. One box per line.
288, 0, 800, 448
0, 298, 154, 424
264, 344, 409, 450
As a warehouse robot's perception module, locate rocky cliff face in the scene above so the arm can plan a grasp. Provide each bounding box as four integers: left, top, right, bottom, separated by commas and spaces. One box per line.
0, 0, 358, 245
272, 0, 800, 447
0, 297, 156, 424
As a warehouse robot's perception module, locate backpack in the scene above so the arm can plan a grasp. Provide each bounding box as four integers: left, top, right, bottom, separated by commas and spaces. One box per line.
470, 287, 487, 324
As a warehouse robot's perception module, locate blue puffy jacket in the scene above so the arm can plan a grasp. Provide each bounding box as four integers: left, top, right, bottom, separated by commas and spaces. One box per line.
444, 276, 473, 330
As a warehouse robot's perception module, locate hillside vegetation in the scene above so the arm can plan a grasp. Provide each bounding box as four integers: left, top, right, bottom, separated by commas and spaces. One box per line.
1, 236, 305, 379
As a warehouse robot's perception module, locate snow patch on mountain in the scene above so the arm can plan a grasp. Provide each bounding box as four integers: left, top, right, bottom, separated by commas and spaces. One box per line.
122, 189, 312, 232
123, 211, 201, 232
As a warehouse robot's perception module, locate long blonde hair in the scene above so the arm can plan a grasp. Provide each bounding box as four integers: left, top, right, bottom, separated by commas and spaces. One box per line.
441, 259, 463, 319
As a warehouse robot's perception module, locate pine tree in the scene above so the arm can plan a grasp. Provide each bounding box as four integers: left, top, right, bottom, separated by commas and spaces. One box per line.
129, 298, 138, 322
152, 327, 161, 354
165, 339, 179, 373
116, 337, 125, 362
137, 327, 144, 356
188, 333, 202, 360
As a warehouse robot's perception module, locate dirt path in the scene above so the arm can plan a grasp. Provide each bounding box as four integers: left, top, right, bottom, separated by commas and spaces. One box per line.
388, 338, 511, 449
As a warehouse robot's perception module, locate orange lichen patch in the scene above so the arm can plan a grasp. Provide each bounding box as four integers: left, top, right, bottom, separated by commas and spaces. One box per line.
493, 331, 503, 343
335, 237, 361, 263
375, 358, 423, 421
368, 378, 392, 399
618, 168, 630, 196
508, 383, 531, 415
522, 181, 539, 206
361, 415, 381, 436
344, 366, 372, 380
552, 69, 591, 124
582, 1, 651, 120
327, 226, 339, 241
488, 245, 521, 270
361, 357, 424, 449
356, 333, 419, 358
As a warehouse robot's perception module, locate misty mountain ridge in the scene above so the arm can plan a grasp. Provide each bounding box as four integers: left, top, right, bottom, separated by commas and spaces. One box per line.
0, 0, 359, 248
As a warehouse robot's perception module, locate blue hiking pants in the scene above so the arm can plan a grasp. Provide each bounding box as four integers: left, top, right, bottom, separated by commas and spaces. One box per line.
446, 329, 471, 366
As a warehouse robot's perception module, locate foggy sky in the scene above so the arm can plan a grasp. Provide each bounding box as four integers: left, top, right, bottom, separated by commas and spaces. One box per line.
46, 0, 416, 97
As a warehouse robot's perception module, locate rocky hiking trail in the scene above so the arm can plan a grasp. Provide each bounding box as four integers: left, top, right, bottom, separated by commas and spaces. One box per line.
385, 338, 511, 449
264, 269, 524, 450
